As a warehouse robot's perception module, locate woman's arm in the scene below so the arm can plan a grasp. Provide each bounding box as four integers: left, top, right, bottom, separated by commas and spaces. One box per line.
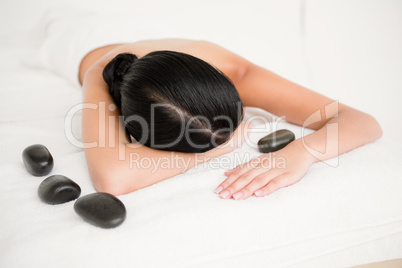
215, 63, 383, 200
81, 49, 246, 196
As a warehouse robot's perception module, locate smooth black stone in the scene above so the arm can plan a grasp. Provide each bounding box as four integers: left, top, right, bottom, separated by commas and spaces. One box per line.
38, 175, 81, 205
258, 129, 295, 153
22, 144, 54, 176
74, 193, 126, 228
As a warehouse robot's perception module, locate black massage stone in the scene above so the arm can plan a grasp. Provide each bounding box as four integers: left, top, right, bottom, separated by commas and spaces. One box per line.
258, 129, 295, 153
38, 175, 81, 205
22, 144, 54, 176
74, 193, 126, 228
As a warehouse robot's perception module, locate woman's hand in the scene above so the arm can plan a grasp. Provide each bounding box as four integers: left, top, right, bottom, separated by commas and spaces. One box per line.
214, 139, 316, 200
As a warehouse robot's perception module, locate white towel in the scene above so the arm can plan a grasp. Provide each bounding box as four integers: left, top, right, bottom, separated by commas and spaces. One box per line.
26, 9, 172, 87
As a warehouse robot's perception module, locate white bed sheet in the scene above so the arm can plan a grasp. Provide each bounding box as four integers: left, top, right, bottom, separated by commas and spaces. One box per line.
1, 45, 402, 268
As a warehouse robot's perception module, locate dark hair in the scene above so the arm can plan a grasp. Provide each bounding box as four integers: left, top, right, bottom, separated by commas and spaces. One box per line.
103, 51, 243, 153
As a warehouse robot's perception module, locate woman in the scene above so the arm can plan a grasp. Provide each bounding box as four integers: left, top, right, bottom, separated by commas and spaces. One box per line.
79, 38, 382, 199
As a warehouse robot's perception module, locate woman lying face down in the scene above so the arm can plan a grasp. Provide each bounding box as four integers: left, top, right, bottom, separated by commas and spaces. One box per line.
102, 50, 244, 153
80, 39, 382, 199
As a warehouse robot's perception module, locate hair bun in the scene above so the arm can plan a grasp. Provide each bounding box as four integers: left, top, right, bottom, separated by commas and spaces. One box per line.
103, 53, 138, 108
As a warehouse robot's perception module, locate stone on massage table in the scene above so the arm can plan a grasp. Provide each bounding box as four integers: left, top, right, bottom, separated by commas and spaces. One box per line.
74, 193, 127, 228
22, 144, 54, 176
257, 129, 295, 153
38, 175, 81, 205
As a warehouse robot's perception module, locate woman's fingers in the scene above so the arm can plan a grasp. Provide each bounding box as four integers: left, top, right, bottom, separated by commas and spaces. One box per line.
254, 174, 292, 197
223, 166, 239, 176
216, 156, 268, 197
215, 165, 252, 194
232, 169, 282, 199
216, 156, 264, 195
219, 168, 268, 199
216, 169, 296, 200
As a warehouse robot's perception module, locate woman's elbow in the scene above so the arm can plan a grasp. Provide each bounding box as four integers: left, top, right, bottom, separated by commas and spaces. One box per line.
94, 181, 123, 196
91, 171, 138, 196
370, 114, 383, 140
361, 112, 383, 142
342, 106, 383, 142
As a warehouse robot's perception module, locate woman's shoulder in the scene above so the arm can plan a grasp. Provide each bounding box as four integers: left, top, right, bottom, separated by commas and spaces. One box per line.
79, 39, 249, 86
79, 43, 125, 85
78, 39, 198, 84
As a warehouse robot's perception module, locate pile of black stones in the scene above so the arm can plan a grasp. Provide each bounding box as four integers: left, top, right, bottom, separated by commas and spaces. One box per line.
22, 144, 126, 228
